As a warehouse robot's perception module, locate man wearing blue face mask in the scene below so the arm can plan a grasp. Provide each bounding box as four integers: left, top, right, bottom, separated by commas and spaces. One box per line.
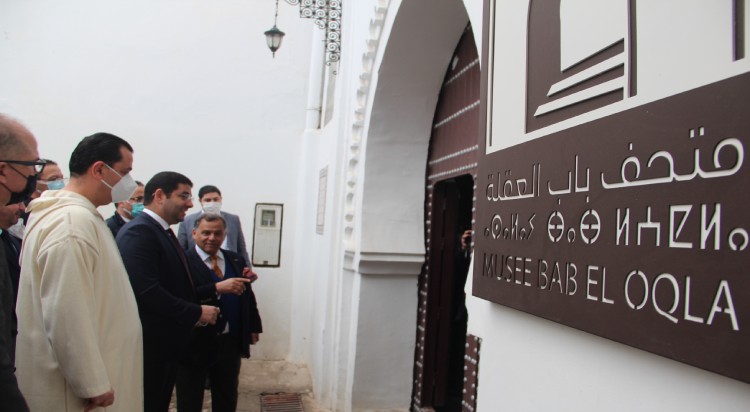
15, 132, 144, 411
34, 159, 65, 194
106, 180, 145, 237
25, 158, 65, 199
6, 159, 64, 239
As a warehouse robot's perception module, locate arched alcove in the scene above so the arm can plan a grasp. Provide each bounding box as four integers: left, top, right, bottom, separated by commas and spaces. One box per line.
359, 1, 469, 258
343, 0, 475, 409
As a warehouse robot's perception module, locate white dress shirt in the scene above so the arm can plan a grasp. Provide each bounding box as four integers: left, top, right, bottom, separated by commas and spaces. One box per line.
194, 245, 226, 275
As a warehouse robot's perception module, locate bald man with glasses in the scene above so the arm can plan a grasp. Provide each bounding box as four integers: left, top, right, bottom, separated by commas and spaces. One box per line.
0, 113, 40, 412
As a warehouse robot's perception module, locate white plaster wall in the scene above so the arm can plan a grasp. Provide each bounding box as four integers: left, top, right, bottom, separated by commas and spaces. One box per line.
287, 1, 398, 410
288, 0, 440, 408
288, 123, 345, 407
291, 0, 471, 409
351, 274, 418, 410
0, 0, 313, 360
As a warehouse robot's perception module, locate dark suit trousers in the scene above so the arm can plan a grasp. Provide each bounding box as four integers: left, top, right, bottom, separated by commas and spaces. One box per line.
176, 335, 242, 412
144, 356, 178, 412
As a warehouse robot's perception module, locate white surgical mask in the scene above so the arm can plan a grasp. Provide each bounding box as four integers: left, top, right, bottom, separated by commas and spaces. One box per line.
202, 202, 222, 214
102, 164, 137, 204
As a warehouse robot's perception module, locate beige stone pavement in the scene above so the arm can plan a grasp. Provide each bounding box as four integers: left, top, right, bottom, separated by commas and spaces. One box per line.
169, 359, 329, 412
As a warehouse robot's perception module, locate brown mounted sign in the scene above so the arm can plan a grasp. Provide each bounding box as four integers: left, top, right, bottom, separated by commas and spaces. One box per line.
475, 0, 749, 383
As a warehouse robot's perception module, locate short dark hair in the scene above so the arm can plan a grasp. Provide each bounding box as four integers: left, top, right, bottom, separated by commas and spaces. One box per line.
39, 158, 57, 166
144, 172, 193, 205
69, 133, 133, 177
198, 185, 221, 200
194, 213, 227, 229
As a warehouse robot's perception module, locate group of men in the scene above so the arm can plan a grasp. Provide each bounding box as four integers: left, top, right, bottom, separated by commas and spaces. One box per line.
0, 113, 262, 412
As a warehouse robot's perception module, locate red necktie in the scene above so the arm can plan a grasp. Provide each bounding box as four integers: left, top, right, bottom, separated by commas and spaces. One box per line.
166, 228, 194, 288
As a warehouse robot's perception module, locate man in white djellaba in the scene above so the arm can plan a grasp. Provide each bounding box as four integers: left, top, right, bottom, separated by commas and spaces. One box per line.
16, 132, 144, 411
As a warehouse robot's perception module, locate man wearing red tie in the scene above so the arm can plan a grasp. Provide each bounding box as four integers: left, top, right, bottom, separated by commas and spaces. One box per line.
176, 213, 262, 412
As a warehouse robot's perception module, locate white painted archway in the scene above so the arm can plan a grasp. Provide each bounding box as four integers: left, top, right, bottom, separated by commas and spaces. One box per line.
340, 0, 474, 409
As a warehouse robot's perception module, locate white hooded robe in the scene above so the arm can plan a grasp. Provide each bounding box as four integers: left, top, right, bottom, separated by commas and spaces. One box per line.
15, 190, 143, 411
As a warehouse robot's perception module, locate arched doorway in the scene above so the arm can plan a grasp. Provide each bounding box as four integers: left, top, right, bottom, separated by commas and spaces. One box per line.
413, 25, 480, 411
343, 0, 475, 408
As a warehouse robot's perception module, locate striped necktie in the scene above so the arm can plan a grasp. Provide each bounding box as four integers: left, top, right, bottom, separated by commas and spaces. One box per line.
165, 228, 194, 288
210, 255, 224, 279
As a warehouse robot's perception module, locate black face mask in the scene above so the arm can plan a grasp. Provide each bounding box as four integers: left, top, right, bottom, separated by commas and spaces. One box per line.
4, 172, 37, 206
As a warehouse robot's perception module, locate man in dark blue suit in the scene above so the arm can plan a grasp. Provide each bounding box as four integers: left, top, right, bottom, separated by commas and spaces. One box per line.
176, 213, 262, 412
117, 171, 221, 412
0, 201, 24, 371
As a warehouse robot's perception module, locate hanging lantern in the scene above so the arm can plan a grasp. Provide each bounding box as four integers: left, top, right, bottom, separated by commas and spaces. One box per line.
265, 25, 285, 57
265, 0, 285, 58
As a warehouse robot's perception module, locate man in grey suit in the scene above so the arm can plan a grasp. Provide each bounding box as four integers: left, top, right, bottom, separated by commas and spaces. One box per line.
178, 185, 250, 263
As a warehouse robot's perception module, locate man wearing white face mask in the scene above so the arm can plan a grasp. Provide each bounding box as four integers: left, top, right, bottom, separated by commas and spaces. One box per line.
15, 133, 144, 411
178, 185, 250, 263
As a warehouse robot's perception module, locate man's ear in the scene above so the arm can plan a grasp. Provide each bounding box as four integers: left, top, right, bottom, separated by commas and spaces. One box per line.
152, 188, 164, 203
90, 161, 107, 180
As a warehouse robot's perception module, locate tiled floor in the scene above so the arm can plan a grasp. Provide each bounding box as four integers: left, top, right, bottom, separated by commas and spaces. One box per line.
168, 359, 327, 412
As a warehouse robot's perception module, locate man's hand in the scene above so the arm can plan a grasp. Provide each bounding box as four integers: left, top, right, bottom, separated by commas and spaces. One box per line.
242, 267, 258, 283
216, 277, 251, 295
460, 230, 472, 251
84, 389, 114, 411
250, 333, 260, 345
196, 305, 220, 327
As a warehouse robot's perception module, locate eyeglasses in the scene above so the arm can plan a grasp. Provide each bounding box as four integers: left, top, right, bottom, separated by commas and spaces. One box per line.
152, 191, 193, 201
0, 159, 48, 174
176, 193, 193, 201
38, 178, 68, 185
129, 195, 145, 203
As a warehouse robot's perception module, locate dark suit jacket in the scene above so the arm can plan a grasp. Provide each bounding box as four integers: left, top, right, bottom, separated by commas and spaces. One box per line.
105, 211, 127, 238
0, 231, 21, 305
0, 242, 28, 411
0, 231, 21, 356
182, 248, 262, 367
116, 213, 202, 363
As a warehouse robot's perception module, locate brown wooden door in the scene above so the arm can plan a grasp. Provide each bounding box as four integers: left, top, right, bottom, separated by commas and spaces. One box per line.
422, 176, 473, 410
413, 24, 480, 412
